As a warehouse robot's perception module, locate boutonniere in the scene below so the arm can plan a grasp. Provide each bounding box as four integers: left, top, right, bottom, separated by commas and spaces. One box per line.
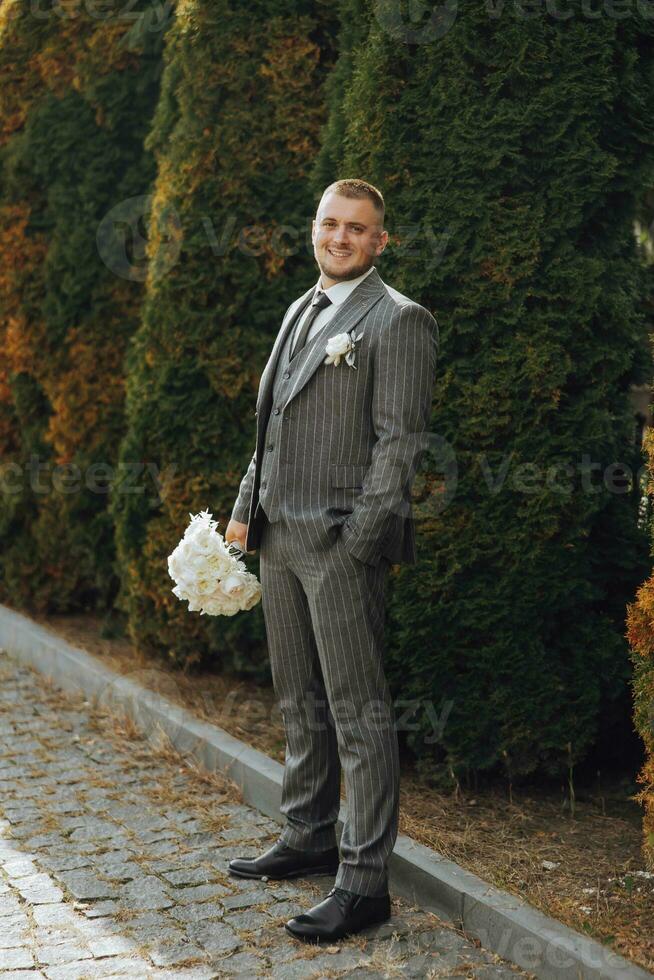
324, 329, 364, 369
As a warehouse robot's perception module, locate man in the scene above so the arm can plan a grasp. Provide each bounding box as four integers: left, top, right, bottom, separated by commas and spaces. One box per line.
224, 178, 438, 942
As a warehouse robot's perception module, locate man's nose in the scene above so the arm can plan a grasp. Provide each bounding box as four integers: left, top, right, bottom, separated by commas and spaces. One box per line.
332, 227, 352, 245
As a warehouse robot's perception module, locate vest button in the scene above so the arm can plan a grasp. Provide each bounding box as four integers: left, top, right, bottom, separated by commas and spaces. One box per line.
283, 372, 290, 379
261, 481, 266, 489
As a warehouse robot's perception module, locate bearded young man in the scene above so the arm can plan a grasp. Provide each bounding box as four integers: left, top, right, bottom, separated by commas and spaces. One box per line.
225, 178, 439, 942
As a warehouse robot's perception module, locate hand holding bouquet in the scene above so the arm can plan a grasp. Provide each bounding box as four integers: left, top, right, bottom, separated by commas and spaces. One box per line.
167, 510, 261, 617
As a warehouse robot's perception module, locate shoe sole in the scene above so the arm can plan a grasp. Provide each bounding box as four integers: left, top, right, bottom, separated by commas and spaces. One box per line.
227, 864, 339, 881
284, 909, 391, 943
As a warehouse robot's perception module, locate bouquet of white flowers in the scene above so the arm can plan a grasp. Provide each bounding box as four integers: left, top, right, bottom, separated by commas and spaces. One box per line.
167, 510, 261, 617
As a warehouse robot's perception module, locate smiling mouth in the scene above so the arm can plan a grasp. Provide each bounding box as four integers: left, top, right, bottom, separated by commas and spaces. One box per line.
328, 249, 352, 257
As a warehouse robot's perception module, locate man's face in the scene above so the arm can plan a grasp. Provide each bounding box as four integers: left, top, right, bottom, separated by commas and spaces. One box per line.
312, 192, 388, 287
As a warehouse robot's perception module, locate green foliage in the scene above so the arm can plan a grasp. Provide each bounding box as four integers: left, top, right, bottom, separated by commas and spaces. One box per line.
319, 0, 654, 777
110, 0, 339, 672
2, 0, 653, 781
0, 1, 165, 611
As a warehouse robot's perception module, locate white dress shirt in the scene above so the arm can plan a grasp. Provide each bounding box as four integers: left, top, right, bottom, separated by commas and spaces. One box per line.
291, 264, 376, 351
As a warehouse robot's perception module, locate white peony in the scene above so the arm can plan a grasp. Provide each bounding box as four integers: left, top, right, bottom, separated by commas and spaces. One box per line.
167, 510, 261, 617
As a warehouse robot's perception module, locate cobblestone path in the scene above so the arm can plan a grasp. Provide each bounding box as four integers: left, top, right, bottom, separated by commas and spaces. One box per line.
0, 650, 531, 979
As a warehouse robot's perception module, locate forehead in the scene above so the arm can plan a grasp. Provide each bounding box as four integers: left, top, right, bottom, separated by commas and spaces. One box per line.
315, 192, 381, 226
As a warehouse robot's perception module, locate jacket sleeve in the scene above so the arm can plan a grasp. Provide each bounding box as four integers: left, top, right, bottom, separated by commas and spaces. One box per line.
231, 449, 256, 525
341, 303, 439, 566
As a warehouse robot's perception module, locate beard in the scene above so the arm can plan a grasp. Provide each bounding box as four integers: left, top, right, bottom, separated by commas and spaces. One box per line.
316, 248, 375, 283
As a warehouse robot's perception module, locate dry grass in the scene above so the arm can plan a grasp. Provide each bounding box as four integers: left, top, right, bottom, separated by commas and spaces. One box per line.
17, 608, 654, 974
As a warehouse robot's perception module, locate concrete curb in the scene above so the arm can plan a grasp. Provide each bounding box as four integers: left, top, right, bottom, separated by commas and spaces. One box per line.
0, 603, 649, 980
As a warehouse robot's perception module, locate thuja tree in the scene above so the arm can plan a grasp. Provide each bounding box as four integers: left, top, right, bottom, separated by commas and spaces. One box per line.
320, 0, 654, 780
311, 0, 373, 192
627, 421, 654, 870
111, 0, 338, 671
0, 1, 166, 611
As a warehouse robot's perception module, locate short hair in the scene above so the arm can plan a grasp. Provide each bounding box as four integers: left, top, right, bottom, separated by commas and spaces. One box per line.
320, 178, 385, 225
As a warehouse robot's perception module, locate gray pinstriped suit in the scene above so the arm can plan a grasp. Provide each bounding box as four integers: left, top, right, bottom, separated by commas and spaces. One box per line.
231, 264, 438, 897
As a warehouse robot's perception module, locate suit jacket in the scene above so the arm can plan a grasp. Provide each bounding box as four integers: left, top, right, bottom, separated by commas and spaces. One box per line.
231, 265, 439, 567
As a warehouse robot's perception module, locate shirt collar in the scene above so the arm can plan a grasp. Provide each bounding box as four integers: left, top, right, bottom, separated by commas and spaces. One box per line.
315, 264, 376, 306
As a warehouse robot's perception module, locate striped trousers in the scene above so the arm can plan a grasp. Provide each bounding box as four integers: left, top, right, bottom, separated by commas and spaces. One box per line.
258, 508, 400, 898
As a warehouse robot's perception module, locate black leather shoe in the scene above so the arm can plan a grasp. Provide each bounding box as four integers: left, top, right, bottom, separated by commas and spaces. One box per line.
228, 838, 339, 881
285, 886, 391, 942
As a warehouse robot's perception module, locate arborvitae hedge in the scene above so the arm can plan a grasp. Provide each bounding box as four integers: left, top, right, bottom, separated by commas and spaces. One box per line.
311, 0, 372, 192
314, 1, 654, 781
3, 0, 652, 784
111, 0, 338, 671
627, 422, 654, 869
0, 1, 165, 612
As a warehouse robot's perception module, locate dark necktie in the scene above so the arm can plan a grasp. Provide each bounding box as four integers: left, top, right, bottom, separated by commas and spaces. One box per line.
290, 289, 332, 360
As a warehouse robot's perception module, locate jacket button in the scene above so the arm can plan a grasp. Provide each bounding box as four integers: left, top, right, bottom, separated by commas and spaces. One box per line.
261, 481, 266, 489
267, 444, 273, 452
273, 408, 280, 415
283, 372, 290, 379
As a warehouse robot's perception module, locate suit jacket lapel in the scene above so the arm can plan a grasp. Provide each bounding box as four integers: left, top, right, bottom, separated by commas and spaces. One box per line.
281, 267, 385, 411
256, 285, 314, 417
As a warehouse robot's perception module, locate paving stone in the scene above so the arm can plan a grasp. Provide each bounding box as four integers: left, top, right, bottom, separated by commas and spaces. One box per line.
0, 649, 528, 980
68, 819, 128, 844
0, 946, 36, 969
221, 888, 273, 910
35, 944, 93, 966
56, 815, 93, 832
59, 871, 118, 901
174, 818, 206, 834
16, 882, 65, 904
90, 858, 143, 882
81, 900, 122, 918
118, 876, 173, 911
24, 833, 69, 851
31, 905, 79, 928
340, 972, 393, 979
167, 883, 227, 905
218, 825, 269, 842
185, 919, 241, 952
126, 839, 177, 859
114, 910, 170, 932
124, 921, 183, 946
222, 908, 271, 931
38, 853, 94, 874
149, 942, 209, 967
264, 899, 305, 920
44, 957, 152, 979
149, 970, 219, 980
213, 950, 265, 974
0, 972, 48, 980
87, 936, 138, 958
3, 857, 39, 877
358, 915, 412, 940
168, 901, 225, 924
180, 831, 217, 847
34, 926, 84, 947
159, 867, 215, 887
0, 922, 31, 947
133, 829, 178, 846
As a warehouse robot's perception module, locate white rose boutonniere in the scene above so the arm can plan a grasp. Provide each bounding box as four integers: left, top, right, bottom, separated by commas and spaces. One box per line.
324, 329, 364, 369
